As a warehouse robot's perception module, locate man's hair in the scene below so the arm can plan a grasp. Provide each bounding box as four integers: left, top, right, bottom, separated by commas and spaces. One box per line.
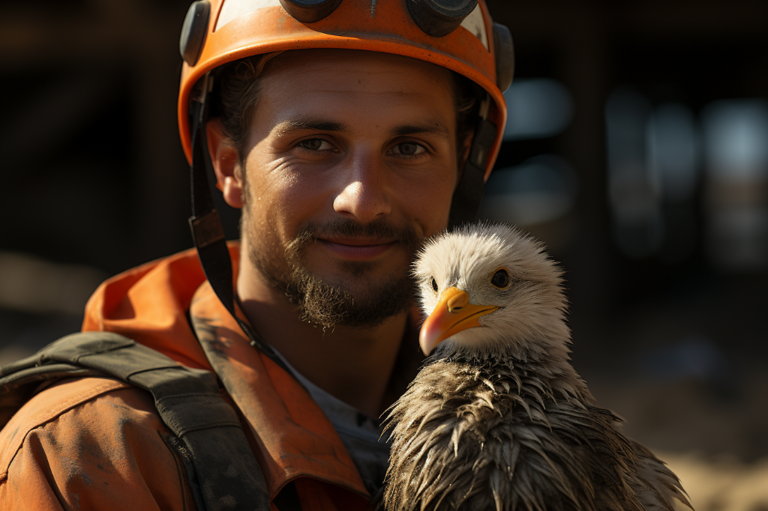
212, 51, 482, 164
213, 52, 284, 160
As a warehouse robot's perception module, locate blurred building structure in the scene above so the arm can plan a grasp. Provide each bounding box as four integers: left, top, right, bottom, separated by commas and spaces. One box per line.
1, 1, 767, 507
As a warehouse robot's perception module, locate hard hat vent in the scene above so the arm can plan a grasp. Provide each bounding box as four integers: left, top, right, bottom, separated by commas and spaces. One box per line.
407, 0, 478, 38
180, 0, 210, 66
279, 0, 344, 23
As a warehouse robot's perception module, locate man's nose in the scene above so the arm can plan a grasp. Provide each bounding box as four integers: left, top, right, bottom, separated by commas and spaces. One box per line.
332, 148, 392, 224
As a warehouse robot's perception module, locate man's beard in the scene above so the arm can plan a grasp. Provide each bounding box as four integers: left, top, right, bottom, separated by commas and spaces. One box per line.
247, 217, 421, 330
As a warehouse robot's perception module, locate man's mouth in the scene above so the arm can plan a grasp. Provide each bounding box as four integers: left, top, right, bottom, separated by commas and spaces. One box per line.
317, 237, 398, 260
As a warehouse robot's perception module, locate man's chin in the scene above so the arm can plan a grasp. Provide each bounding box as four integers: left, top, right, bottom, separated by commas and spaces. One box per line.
316, 269, 399, 295
292, 270, 414, 330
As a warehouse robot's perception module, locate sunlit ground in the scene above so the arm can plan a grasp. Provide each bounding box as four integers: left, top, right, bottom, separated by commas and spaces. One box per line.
589, 373, 768, 511
663, 452, 768, 511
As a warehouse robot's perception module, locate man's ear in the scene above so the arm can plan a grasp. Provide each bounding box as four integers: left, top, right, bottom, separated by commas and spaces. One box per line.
460, 132, 473, 169
207, 118, 244, 209
456, 131, 475, 185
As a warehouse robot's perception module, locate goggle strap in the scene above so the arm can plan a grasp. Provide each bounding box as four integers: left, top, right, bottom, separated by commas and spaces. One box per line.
187, 78, 287, 371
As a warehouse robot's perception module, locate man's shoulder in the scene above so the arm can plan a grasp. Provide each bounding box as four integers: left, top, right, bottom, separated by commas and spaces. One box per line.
0, 376, 159, 481
80, 244, 242, 370
0, 376, 198, 510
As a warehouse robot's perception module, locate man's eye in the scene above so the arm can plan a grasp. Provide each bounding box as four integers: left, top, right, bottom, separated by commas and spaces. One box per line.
392, 142, 425, 156
298, 138, 332, 151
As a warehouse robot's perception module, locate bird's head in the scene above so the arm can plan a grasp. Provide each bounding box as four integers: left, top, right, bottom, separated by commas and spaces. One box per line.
413, 223, 570, 359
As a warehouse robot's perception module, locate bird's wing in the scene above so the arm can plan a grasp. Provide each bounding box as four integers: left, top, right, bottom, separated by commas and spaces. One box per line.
629, 440, 693, 511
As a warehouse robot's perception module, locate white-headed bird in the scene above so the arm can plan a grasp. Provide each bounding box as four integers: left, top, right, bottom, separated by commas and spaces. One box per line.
383, 223, 691, 511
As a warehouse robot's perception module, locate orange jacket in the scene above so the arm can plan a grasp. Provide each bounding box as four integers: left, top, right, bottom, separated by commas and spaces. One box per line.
0, 245, 409, 510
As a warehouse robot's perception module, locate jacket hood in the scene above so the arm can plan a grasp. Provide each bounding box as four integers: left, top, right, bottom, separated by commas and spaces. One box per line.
82, 244, 241, 370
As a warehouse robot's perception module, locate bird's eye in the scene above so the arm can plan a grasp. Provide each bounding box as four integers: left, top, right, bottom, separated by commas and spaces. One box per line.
490, 269, 510, 289
431, 277, 438, 292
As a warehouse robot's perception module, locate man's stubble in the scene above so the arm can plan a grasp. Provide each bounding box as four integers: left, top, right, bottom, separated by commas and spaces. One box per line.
243, 205, 420, 331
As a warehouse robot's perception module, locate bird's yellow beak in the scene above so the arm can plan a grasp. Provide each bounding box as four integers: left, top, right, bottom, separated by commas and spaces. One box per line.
419, 287, 498, 356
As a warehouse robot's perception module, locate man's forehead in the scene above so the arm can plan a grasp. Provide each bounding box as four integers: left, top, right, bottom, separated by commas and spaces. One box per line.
253, 49, 458, 133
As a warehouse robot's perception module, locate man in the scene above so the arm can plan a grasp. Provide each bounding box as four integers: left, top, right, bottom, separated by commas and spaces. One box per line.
0, 1, 511, 509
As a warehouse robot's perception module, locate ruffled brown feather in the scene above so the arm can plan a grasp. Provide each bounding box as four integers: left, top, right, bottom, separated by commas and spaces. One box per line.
383, 355, 686, 511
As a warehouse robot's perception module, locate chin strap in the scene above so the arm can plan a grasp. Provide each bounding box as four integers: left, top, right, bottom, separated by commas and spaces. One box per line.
187, 73, 287, 371
448, 95, 497, 229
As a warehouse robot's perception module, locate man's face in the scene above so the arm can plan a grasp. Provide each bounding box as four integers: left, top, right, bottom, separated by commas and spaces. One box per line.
231, 49, 460, 328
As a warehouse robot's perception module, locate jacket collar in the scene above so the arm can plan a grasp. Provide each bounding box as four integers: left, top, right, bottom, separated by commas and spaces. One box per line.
189, 279, 370, 499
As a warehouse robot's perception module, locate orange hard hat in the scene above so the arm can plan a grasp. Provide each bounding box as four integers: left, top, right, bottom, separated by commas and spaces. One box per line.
177, 0, 513, 181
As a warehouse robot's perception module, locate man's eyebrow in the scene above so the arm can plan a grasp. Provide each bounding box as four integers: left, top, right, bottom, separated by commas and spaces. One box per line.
391, 121, 451, 138
271, 118, 452, 138
272, 119, 348, 136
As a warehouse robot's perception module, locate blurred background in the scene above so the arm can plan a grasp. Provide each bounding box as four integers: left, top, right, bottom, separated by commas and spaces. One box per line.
1, 0, 767, 508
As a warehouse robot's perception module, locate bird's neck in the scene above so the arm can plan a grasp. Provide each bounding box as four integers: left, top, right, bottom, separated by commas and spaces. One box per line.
438, 337, 592, 404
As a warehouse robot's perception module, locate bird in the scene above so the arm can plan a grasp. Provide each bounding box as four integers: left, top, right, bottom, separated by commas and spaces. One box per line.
382, 223, 691, 511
